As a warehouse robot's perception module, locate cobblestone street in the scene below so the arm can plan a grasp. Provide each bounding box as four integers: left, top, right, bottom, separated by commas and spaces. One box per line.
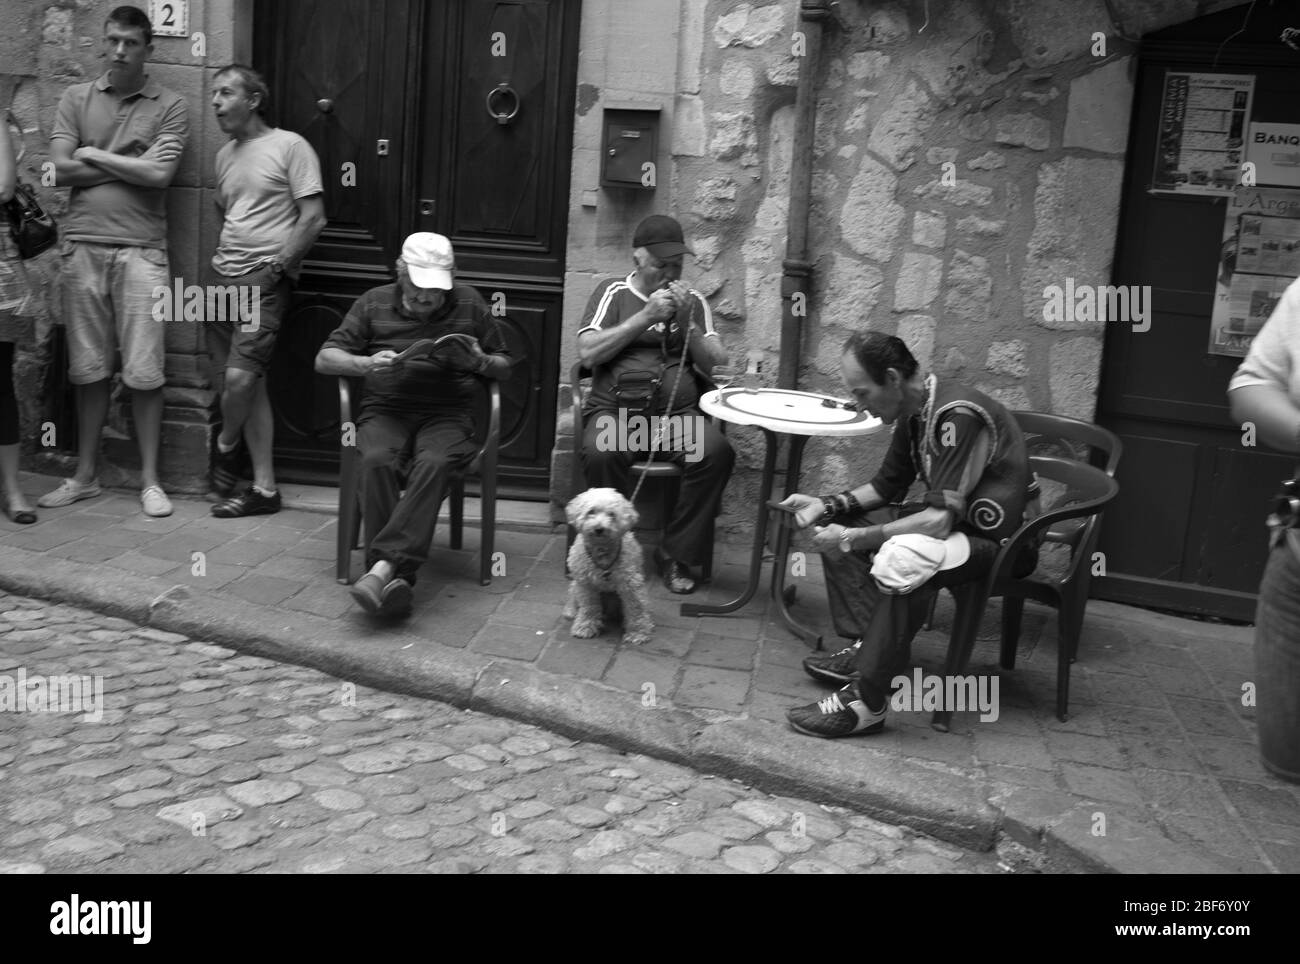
0, 593, 1004, 874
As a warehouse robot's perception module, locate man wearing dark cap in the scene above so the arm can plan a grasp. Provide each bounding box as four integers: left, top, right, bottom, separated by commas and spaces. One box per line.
576, 215, 734, 594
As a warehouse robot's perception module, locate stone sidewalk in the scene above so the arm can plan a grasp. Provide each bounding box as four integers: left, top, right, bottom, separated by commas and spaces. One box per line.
1, 472, 1296, 873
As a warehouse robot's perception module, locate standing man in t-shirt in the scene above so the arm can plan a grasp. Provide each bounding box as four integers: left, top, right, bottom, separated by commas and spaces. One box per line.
205, 64, 325, 517
39, 5, 188, 518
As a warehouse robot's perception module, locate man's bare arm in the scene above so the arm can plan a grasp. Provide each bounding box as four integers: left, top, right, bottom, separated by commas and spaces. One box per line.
50, 138, 117, 187
316, 346, 391, 377
1230, 384, 1300, 453
476, 353, 512, 381
73, 136, 183, 189
577, 288, 678, 368
689, 324, 730, 373
278, 195, 327, 270
780, 483, 890, 530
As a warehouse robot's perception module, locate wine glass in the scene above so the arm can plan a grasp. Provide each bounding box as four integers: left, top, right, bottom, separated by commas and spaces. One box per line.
710, 364, 739, 390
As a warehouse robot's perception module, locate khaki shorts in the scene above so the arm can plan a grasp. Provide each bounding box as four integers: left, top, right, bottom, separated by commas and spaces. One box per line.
203, 263, 290, 377
61, 240, 169, 390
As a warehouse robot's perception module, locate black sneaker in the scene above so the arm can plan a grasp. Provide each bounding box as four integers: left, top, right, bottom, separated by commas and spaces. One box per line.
803, 638, 863, 685
786, 682, 886, 738
208, 442, 245, 501
211, 488, 281, 518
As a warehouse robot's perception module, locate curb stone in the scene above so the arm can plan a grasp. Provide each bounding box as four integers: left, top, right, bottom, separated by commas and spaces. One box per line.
0, 542, 1236, 870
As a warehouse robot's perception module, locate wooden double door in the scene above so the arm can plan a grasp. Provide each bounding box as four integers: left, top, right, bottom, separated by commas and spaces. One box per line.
1096, 4, 1300, 620
252, 0, 580, 495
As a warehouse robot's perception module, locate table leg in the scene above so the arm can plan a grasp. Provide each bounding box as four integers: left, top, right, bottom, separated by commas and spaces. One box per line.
681, 428, 778, 618
770, 434, 823, 649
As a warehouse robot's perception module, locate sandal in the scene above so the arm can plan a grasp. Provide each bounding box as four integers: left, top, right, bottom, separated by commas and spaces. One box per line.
655, 547, 697, 594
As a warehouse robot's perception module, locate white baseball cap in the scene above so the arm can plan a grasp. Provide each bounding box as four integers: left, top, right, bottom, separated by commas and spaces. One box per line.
401, 232, 455, 290
870, 532, 971, 595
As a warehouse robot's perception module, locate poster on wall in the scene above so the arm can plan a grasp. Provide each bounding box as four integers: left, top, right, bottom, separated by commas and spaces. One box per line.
1152, 71, 1254, 196
1247, 122, 1300, 188
1208, 187, 1300, 356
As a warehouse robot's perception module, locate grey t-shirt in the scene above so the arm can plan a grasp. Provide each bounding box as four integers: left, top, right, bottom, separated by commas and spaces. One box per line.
211, 127, 323, 277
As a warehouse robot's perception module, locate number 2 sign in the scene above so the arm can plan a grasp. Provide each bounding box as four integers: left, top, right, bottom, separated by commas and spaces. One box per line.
149, 0, 188, 38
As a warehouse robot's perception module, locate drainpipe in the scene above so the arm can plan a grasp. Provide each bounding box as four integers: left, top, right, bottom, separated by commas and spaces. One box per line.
779, 0, 842, 389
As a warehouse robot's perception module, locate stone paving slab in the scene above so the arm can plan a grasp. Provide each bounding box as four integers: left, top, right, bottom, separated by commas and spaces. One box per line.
2, 476, 1298, 872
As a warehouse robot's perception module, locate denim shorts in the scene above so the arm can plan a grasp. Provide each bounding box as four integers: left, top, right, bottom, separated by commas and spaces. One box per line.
61, 240, 169, 390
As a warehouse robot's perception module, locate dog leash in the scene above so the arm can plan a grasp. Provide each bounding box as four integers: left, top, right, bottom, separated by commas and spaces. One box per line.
627, 294, 693, 506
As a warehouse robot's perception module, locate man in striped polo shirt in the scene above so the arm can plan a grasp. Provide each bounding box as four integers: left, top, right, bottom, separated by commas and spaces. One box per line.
577, 215, 735, 594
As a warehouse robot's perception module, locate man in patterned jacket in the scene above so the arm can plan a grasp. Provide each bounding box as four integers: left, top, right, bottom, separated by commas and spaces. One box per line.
781, 331, 1039, 737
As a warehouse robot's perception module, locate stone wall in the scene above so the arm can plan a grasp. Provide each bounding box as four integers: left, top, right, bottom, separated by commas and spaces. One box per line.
1, 0, 249, 493
553, 0, 1249, 533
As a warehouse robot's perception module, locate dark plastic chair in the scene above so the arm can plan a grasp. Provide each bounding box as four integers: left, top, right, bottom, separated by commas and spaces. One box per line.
567, 361, 715, 581
924, 411, 1122, 633
335, 375, 501, 587
930, 455, 1119, 730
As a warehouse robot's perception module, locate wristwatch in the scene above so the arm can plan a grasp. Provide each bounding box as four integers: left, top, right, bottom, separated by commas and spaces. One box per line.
839, 528, 855, 553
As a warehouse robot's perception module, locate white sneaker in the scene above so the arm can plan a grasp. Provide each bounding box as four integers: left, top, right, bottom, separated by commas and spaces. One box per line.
37, 478, 102, 508
141, 485, 173, 518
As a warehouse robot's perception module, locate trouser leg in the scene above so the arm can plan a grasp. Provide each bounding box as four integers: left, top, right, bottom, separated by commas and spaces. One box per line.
855, 536, 1000, 706
368, 413, 476, 584
661, 416, 734, 568
579, 410, 634, 494
358, 411, 413, 573
818, 509, 880, 642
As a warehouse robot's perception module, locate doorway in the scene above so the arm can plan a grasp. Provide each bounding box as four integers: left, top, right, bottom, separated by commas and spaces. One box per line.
251, 0, 580, 497
1096, 3, 1300, 620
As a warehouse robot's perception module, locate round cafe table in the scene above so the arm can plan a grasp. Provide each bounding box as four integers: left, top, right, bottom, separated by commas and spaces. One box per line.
683, 387, 883, 648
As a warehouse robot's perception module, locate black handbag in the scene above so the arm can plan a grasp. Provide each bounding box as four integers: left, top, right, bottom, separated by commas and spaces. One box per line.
4, 181, 58, 260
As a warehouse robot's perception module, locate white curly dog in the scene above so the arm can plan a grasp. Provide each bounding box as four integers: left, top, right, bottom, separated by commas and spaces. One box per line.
564, 487, 654, 646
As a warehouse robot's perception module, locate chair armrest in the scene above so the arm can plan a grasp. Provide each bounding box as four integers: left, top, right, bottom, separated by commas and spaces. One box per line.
985, 457, 1119, 589
571, 372, 585, 440
337, 376, 362, 470
474, 377, 502, 466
